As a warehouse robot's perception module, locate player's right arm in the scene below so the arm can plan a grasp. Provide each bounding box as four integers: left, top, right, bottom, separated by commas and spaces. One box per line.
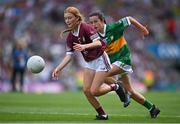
52, 37, 74, 80
52, 54, 72, 80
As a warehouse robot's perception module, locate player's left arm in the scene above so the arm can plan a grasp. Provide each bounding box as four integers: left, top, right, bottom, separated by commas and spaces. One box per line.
73, 24, 102, 52
128, 16, 149, 38
73, 40, 102, 52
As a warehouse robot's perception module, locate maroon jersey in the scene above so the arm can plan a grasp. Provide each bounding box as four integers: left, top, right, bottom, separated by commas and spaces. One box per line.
66, 22, 106, 62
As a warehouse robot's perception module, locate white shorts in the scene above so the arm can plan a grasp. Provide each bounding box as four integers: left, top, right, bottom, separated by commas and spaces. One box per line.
112, 61, 133, 74
84, 52, 112, 72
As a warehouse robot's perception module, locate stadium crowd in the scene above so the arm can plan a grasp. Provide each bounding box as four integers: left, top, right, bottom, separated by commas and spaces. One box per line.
0, 0, 179, 92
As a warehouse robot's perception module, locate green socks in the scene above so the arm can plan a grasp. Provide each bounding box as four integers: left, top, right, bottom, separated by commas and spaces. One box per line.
143, 100, 154, 111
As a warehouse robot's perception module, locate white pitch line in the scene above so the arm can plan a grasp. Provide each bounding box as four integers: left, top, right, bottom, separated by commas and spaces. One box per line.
0, 110, 180, 118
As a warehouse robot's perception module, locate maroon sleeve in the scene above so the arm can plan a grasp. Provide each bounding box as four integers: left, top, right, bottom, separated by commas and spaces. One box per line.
83, 23, 100, 41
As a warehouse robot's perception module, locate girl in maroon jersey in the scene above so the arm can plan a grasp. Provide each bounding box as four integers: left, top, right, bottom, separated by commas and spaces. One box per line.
52, 6, 123, 120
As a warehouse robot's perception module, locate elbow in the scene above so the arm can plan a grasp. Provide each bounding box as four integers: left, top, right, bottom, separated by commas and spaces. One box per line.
128, 16, 133, 19
66, 54, 72, 62
68, 56, 72, 62
128, 16, 133, 22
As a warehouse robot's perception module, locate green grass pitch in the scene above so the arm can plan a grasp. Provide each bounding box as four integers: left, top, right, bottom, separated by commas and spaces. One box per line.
0, 91, 180, 123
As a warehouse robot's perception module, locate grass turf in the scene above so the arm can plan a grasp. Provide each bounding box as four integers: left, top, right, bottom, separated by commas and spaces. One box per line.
0, 91, 180, 123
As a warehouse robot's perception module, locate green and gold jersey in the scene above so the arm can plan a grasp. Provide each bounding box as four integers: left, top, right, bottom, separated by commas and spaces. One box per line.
99, 17, 132, 66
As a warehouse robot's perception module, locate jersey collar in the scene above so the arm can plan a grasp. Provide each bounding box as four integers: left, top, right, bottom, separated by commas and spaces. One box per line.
98, 24, 106, 37
72, 23, 81, 37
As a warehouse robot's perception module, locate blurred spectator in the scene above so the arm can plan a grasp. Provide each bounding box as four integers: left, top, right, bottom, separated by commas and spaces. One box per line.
143, 70, 155, 90
10, 37, 28, 92
165, 10, 177, 41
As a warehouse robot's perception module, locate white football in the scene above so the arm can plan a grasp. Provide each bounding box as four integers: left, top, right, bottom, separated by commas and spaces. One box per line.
27, 55, 45, 73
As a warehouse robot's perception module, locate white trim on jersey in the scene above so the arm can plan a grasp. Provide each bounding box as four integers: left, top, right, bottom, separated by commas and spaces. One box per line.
66, 52, 74, 55
126, 17, 131, 26
98, 24, 107, 37
92, 37, 100, 42
72, 23, 81, 37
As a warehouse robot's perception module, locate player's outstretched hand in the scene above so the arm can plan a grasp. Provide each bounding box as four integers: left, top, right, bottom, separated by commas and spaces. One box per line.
141, 26, 149, 39
52, 68, 61, 80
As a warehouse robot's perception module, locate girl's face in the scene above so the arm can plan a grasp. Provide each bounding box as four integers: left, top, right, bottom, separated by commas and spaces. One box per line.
64, 12, 78, 28
89, 16, 104, 32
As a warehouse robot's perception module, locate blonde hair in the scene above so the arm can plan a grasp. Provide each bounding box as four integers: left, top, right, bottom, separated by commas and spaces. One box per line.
60, 6, 84, 38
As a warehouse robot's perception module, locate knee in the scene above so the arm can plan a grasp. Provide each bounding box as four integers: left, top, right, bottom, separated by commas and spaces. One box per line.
90, 88, 99, 96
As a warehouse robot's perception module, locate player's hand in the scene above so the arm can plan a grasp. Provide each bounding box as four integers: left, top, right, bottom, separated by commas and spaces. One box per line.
52, 68, 61, 80
73, 42, 86, 52
141, 26, 149, 39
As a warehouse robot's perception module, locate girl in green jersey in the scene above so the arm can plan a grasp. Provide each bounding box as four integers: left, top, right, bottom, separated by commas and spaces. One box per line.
88, 12, 160, 118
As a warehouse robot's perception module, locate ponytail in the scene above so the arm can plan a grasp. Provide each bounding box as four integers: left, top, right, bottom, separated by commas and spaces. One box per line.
60, 28, 73, 38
